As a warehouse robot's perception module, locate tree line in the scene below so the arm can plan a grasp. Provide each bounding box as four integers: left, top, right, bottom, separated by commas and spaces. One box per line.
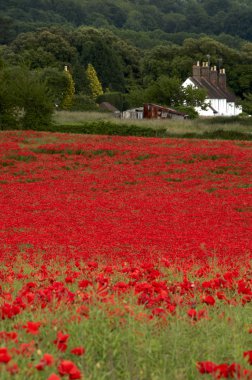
0, 25, 252, 128
1, 0, 252, 44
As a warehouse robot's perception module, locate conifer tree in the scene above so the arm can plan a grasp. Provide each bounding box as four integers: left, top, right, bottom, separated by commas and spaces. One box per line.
86, 63, 103, 101
61, 66, 75, 110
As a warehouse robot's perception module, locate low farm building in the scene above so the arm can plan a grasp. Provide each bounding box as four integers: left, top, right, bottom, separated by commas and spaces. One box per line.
143, 104, 186, 119
122, 104, 186, 120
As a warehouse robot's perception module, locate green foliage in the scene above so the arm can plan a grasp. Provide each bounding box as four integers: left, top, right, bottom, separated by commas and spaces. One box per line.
183, 85, 208, 108
61, 67, 75, 110
176, 106, 199, 119
5, 117, 249, 141
40, 67, 69, 108
0, 66, 54, 130
6, 29, 77, 69
97, 92, 129, 111
1, 0, 252, 41
146, 76, 184, 106
70, 94, 98, 111
241, 93, 252, 115
127, 76, 207, 110
86, 63, 103, 101
2, 26, 251, 102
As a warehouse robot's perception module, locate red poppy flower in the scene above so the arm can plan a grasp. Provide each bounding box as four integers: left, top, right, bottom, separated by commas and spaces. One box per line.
23, 321, 41, 335
197, 361, 217, 374
0, 347, 11, 363
244, 350, 252, 365
53, 331, 69, 352
58, 360, 82, 379
228, 363, 242, 378
47, 374, 61, 380
70, 347, 85, 356
215, 363, 230, 378
36, 353, 54, 370
202, 295, 215, 306
7, 362, 19, 374
187, 309, 197, 319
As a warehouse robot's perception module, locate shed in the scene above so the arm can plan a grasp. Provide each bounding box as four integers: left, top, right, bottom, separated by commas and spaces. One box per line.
143, 104, 186, 119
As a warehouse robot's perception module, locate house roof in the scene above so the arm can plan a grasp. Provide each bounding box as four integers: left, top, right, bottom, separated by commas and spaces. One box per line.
144, 103, 185, 116
188, 77, 236, 102
99, 102, 119, 112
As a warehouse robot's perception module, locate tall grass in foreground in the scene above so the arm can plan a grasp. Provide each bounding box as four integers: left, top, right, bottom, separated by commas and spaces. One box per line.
0, 258, 251, 380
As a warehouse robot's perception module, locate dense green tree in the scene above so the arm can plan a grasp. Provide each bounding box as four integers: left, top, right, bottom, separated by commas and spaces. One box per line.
6, 29, 77, 69
86, 63, 103, 101
223, 8, 252, 40
141, 45, 180, 83
0, 15, 15, 44
241, 93, 252, 115
229, 65, 252, 97
146, 76, 185, 106
0, 66, 54, 129
1, 0, 252, 41
127, 75, 207, 110
183, 85, 208, 108
202, 0, 231, 16
61, 66, 75, 109
40, 67, 70, 107
0, 12, 251, 105
73, 27, 137, 91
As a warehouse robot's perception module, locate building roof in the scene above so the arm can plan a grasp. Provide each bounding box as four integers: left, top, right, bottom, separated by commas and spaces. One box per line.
99, 102, 119, 112
188, 77, 236, 102
144, 103, 185, 116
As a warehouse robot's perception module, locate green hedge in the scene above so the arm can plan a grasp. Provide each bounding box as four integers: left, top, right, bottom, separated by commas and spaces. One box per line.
48, 121, 167, 137
201, 116, 252, 126
2, 120, 252, 140
37, 121, 252, 140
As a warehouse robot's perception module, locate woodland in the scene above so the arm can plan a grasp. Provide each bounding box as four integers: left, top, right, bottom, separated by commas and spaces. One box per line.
0, 0, 252, 126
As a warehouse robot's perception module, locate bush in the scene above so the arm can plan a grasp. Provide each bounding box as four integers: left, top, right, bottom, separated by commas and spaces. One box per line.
176, 105, 198, 119
0, 66, 54, 130
70, 94, 98, 111
202, 116, 252, 126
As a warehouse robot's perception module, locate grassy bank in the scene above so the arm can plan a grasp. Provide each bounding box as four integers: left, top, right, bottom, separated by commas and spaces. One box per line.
2, 111, 252, 140
52, 111, 252, 140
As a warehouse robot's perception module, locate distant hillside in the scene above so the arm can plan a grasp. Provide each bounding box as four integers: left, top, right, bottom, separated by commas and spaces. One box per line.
0, 1, 251, 115
0, 0, 252, 44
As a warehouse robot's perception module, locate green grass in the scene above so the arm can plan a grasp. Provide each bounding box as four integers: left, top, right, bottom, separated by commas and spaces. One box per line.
53, 111, 252, 137
0, 293, 251, 380
0, 259, 251, 380
2, 111, 252, 140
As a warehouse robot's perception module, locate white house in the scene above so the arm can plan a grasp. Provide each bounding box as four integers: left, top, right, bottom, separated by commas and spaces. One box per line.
182, 62, 242, 117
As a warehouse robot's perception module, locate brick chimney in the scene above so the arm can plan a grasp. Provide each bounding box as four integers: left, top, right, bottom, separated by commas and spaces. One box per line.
210, 66, 218, 86
218, 68, 226, 90
192, 61, 201, 78
201, 61, 210, 80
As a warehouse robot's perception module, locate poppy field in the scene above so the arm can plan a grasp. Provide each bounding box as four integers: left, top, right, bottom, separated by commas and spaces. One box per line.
0, 130, 251, 379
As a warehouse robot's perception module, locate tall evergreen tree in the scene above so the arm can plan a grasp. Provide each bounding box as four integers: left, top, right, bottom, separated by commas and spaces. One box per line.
61, 66, 75, 110
86, 63, 103, 101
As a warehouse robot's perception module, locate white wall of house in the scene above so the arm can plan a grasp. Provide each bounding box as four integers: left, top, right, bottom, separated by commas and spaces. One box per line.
195, 106, 215, 117
226, 102, 242, 116
182, 78, 196, 88
182, 78, 242, 117
210, 98, 226, 115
